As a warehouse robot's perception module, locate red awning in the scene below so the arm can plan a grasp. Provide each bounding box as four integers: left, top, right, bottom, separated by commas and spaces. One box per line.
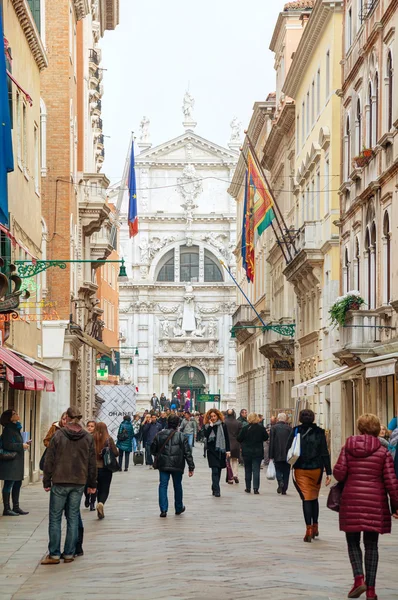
0, 347, 55, 392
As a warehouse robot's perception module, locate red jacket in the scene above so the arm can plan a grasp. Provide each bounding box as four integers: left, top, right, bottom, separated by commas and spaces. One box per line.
333, 434, 398, 534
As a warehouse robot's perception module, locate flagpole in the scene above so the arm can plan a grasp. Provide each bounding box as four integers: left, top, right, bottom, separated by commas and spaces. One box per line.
245, 133, 297, 258
220, 261, 267, 328
110, 132, 134, 248
240, 149, 289, 265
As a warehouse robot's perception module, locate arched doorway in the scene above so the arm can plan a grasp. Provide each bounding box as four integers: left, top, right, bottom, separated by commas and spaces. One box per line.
172, 367, 205, 408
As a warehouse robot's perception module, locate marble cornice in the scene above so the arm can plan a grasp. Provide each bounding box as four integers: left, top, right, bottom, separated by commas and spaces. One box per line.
283, 1, 343, 99
135, 214, 236, 224
263, 103, 295, 170
72, 0, 90, 20
11, 0, 48, 71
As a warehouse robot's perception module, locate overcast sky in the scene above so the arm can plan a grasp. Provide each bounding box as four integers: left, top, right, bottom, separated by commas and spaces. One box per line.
101, 0, 286, 184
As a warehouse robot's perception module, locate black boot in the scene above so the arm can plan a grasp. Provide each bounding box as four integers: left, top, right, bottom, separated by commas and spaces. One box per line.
74, 526, 84, 557
2, 492, 18, 516
12, 485, 29, 515
89, 494, 96, 512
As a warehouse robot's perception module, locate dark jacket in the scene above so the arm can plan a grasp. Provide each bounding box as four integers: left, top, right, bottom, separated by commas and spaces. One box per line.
237, 423, 268, 459
286, 424, 332, 474
0, 422, 25, 481
224, 415, 242, 459
151, 428, 195, 473
116, 420, 134, 453
237, 416, 249, 428
43, 423, 97, 489
142, 421, 162, 445
204, 422, 230, 469
269, 422, 291, 462
334, 435, 398, 534
158, 418, 168, 430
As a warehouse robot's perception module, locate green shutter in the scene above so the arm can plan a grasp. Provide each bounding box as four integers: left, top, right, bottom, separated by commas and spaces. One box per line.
27, 0, 41, 33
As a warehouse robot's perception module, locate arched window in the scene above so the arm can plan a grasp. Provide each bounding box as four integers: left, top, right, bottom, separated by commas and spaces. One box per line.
383, 211, 391, 304
204, 254, 223, 282
368, 82, 373, 147
344, 247, 350, 294
157, 252, 175, 282
355, 237, 360, 292
180, 250, 199, 282
346, 115, 351, 179
356, 99, 362, 155
387, 51, 393, 131
374, 72, 379, 141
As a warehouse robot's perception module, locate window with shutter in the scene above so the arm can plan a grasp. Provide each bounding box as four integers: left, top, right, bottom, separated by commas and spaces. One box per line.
27, 0, 41, 34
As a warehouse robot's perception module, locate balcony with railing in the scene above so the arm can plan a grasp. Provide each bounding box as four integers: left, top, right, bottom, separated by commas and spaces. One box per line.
232, 304, 256, 344
79, 173, 110, 238
89, 48, 99, 66
283, 221, 325, 288
338, 309, 396, 356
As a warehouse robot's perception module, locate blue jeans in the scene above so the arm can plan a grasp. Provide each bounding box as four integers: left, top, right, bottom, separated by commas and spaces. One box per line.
185, 433, 193, 448
158, 471, 183, 514
145, 442, 153, 465
132, 437, 140, 452
48, 485, 84, 558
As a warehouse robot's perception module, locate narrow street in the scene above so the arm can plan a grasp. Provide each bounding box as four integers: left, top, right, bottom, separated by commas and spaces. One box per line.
1, 448, 397, 600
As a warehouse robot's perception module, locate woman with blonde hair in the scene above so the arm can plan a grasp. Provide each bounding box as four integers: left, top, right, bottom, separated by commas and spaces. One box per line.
203, 408, 230, 497
93, 422, 118, 520
237, 412, 268, 494
334, 413, 398, 600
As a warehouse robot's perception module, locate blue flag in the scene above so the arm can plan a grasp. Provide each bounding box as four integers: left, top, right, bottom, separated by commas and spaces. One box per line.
0, 12, 14, 227
128, 140, 138, 237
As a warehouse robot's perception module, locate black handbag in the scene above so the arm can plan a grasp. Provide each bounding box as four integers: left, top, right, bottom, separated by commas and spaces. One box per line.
39, 448, 47, 470
327, 481, 345, 512
117, 427, 129, 442
102, 441, 119, 473
0, 436, 17, 461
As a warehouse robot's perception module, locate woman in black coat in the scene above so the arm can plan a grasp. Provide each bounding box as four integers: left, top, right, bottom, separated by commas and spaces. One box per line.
203, 409, 230, 497
237, 413, 268, 494
0, 409, 30, 516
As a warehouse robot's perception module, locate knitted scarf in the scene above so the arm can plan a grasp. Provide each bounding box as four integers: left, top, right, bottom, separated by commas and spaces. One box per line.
207, 420, 226, 454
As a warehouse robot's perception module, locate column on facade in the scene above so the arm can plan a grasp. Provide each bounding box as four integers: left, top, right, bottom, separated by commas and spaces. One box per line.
174, 245, 180, 282
370, 245, 376, 309
382, 234, 388, 305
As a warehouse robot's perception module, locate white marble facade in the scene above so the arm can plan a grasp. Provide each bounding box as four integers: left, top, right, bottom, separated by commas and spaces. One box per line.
118, 103, 240, 410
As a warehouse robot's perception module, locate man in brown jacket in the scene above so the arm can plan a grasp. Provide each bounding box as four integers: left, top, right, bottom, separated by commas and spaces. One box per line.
41, 406, 97, 565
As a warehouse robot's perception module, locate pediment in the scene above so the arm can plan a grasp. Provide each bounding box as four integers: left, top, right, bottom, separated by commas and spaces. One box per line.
137, 132, 239, 164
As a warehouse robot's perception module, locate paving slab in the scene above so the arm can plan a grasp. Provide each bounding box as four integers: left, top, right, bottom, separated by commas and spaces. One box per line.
0, 446, 397, 600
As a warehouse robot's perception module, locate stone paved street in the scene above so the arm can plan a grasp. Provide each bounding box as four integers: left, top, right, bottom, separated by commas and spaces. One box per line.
1, 447, 398, 600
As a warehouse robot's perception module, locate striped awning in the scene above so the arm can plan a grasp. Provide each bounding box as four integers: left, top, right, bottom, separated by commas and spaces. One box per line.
0, 347, 55, 392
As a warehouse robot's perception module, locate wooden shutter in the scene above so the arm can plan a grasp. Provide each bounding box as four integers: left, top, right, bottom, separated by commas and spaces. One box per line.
27, 0, 41, 33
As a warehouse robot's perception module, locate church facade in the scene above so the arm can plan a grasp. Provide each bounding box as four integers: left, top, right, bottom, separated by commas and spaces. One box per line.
118, 101, 239, 411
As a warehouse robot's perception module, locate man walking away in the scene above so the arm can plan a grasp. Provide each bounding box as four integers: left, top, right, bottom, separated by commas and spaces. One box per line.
151, 414, 194, 518
41, 406, 96, 565
158, 412, 168, 430
269, 413, 291, 495
180, 412, 197, 448
142, 414, 162, 468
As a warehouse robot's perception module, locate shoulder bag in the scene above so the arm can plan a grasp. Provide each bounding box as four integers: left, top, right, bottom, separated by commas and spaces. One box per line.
153, 430, 176, 470
0, 435, 17, 462
102, 439, 119, 473
287, 427, 301, 466
327, 481, 345, 512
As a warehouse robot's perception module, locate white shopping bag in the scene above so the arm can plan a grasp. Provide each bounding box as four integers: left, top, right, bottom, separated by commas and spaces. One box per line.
266, 459, 276, 480
287, 427, 301, 466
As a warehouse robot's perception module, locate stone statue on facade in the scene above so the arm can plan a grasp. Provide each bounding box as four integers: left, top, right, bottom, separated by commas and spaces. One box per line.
207, 318, 217, 338
230, 116, 242, 142
192, 313, 206, 338
139, 116, 150, 143
173, 307, 186, 338
160, 319, 170, 337
182, 91, 195, 119
139, 238, 149, 263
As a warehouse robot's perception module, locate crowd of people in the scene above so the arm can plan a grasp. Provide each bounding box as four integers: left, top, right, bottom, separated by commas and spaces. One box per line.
1, 399, 398, 599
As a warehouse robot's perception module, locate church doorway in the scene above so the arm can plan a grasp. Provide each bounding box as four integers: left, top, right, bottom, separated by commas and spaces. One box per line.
172, 367, 205, 410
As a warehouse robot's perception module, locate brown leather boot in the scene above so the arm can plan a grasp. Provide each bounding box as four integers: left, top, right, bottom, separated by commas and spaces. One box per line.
303, 525, 313, 542
312, 523, 319, 538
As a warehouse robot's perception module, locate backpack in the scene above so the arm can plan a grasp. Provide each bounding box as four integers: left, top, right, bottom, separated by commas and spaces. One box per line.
117, 426, 129, 442
388, 427, 398, 459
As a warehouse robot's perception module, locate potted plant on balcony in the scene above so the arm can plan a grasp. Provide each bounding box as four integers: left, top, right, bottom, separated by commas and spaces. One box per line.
352, 147, 374, 169
329, 291, 365, 327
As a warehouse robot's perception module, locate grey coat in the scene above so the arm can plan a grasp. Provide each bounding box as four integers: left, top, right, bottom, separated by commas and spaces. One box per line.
224, 415, 242, 459
0, 423, 25, 481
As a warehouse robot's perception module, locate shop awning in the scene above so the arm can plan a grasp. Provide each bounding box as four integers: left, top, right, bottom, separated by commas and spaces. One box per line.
72, 331, 112, 357
0, 347, 55, 392
291, 364, 363, 398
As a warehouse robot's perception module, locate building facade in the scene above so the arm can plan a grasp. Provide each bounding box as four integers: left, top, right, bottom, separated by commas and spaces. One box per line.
336, 0, 398, 441
39, 0, 119, 426
119, 104, 238, 411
